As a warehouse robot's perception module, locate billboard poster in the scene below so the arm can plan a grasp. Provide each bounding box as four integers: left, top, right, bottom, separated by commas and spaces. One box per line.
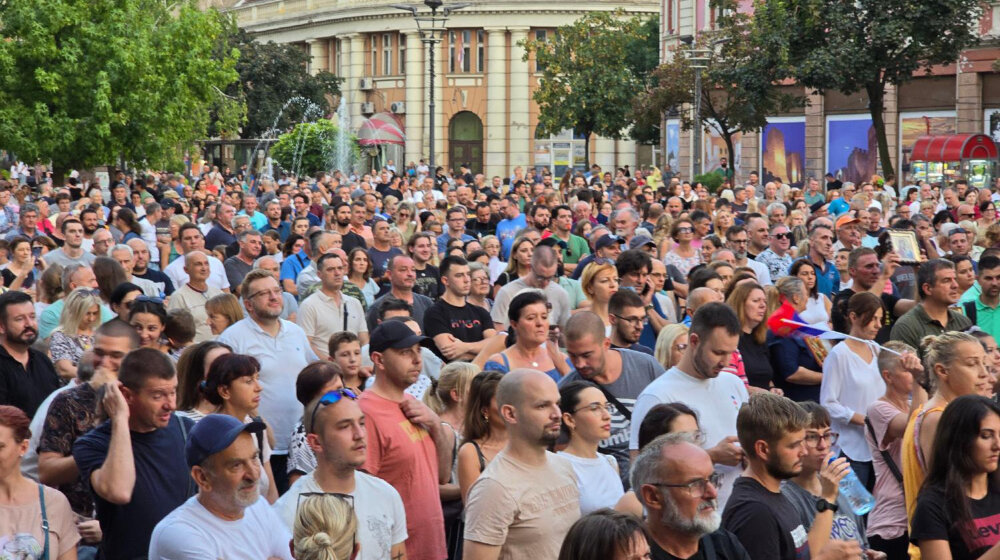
826, 115, 878, 184
761, 118, 806, 188
665, 119, 680, 174
703, 129, 741, 175
899, 111, 955, 173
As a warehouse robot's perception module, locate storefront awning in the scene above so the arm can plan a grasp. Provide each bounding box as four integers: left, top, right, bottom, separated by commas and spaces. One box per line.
357, 112, 406, 147
910, 134, 998, 162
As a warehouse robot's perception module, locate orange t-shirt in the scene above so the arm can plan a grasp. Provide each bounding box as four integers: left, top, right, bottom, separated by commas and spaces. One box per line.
360, 391, 446, 560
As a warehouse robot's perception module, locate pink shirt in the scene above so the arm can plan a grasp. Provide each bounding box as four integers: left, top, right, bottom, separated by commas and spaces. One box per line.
865, 399, 908, 540
360, 391, 446, 560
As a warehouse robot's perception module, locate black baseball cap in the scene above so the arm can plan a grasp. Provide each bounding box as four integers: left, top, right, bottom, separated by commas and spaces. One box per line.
369, 321, 431, 355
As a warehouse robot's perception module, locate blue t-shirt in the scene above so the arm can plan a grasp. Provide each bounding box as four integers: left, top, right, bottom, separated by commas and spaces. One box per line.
496, 214, 527, 259
280, 251, 310, 282
368, 246, 403, 279
73, 414, 196, 560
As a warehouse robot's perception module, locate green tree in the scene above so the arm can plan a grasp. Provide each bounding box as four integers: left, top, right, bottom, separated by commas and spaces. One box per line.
223, 29, 343, 139
522, 11, 652, 167
0, 0, 242, 181
774, 0, 982, 180
270, 120, 358, 177
633, 5, 801, 174
625, 16, 663, 145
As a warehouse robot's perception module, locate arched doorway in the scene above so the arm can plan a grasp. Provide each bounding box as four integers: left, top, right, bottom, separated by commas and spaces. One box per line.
449, 111, 483, 174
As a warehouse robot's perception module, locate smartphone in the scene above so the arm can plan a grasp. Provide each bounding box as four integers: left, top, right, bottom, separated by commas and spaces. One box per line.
31, 246, 41, 258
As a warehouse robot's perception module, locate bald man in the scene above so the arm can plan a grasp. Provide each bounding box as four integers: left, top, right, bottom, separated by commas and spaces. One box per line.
684, 287, 725, 326
167, 251, 223, 342
463, 369, 580, 560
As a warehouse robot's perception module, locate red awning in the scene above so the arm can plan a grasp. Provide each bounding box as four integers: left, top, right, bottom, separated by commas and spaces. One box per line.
910, 134, 998, 162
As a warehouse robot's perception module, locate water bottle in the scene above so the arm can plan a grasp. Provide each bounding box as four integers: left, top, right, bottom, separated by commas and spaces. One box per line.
831, 457, 876, 515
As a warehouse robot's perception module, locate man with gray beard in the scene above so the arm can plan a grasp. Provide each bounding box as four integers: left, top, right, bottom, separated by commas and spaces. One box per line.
631, 433, 750, 559
148, 414, 293, 559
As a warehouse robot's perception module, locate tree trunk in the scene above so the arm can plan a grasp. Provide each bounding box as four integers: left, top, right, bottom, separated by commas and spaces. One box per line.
51, 165, 66, 190
583, 131, 592, 170
722, 129, 736, 186
866, 82, 895, 181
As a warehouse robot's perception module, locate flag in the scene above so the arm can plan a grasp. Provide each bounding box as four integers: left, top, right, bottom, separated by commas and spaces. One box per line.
766, 301, 840, 339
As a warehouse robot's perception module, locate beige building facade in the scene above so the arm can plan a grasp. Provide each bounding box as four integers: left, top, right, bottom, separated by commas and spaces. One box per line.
223, 0, 658, 178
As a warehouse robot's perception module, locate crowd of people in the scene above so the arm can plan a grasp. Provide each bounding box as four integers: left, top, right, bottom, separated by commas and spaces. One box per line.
0, 161, 998, 560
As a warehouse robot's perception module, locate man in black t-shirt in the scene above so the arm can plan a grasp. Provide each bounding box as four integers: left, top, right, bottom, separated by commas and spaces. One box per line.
830, 248, 913, 342
722, 393, 861, 560
424, 256, 496, 362
632, 433, 750, 560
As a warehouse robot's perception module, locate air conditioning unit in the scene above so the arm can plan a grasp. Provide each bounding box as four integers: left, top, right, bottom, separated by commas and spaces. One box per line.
361, 102, 376, 115
359, 77, 374, 91
390, 102, 406, 114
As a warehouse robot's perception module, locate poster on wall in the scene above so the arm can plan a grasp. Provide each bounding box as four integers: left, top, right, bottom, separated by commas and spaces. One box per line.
985, 109, 1000, 143
703, 129, 741, 175
899, 111, 955, 174
826, 115, 879, 184
760, 118, 806, 188
665, 120, 680, 175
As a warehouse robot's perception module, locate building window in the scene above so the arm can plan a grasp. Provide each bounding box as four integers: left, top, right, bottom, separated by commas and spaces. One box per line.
383, 34, 393, 75
449, 30, 473, 72
334, 39, 342, 76
477, 30, 485, 72
534, 29, 547, 72
400, 37, 406, 75
370, 35, 378, 76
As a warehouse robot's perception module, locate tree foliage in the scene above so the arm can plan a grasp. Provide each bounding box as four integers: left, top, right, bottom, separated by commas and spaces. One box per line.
223, 29, 343, 139
522, 11, 653, 166
774, 0, 983, 179
633, 4, 801, 172
270, 120, 358, 177
0, 0, 242, 179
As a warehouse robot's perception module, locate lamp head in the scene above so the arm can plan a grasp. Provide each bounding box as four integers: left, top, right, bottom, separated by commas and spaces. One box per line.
425, 0, 443, 8
679, 34, 694, 46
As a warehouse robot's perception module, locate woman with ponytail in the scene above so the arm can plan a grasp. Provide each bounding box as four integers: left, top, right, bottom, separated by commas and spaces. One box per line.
292, 493, 358, 560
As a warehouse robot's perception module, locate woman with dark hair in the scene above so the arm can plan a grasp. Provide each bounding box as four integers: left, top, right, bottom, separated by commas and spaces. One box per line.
0, 405, 80, 560
201, 353, 278, 503
727, 282, 774, 392
281, 234, 307, 295
128, 297, 170, 353
287, 361, 345, 486
483, 291, 571, 381
114, 207, 143, 242
911, 395, 1000, 559
457, 371, 506, 504
791, 258, 831, 327
557, 381, 624, 514
109, 282, 143, 322
821, 291, 887, 491
663, 218, 701, 277
558, 509, 650, 560
92, 256, 127, 306
176, 340, 232, 420
2, 236, 40, 292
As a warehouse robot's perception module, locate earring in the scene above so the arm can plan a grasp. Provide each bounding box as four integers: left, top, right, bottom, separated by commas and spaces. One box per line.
483, 413, 489, 421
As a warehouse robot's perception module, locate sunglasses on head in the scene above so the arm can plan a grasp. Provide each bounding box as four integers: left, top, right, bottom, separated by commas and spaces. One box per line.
308, 388, 359, 432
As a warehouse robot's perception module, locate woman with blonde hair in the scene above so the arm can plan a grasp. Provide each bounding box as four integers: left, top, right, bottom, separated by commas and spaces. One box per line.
49, 287, 102, 379
579, 261, 618, 329
165, 214, 191, 265
205, 293, 244, 336
653, 323, 689, 372
292, 493, 358, 560
493, 235, 533, 296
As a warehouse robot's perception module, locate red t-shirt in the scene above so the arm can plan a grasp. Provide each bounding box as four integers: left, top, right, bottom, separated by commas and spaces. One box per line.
359, 391, 446, 560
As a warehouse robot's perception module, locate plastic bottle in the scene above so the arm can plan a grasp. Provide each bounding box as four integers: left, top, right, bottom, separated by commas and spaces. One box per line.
831, 457, 876, 515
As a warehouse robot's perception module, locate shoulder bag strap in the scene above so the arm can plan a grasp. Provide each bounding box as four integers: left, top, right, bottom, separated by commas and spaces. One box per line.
176, 415, 195, 497
38, 483, 50, 560
589, 379, 631, 421
864, 416, 903, 484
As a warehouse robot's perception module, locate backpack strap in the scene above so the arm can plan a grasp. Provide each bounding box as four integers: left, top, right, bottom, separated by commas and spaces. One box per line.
865, 416, 903, 484
964, 300, 978, 325
38, 483, 50, 560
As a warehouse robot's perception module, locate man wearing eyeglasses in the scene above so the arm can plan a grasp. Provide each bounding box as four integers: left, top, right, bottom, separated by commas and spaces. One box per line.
755, 224, 794, 282
724, 225, 772, 286
631, 433, 750, 559
607, 290, 655, 356
149, 414, 293, 560
274, 387, 408, 560
562, 311, 664, 486
437, 206, 475, 255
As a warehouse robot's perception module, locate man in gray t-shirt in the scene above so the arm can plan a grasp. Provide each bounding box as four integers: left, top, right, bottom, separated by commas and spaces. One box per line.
491, 245, 571, 331
561, 312, 665, 486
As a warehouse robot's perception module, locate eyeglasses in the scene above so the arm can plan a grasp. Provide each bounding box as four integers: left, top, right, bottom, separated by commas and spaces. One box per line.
728, 238, 748, 245
804, 431, 840, 447
573, 402, 616, 415
611, 313, 648, 327
248, 288, 283, 300
676, 227, 693, 234
297, 492, 355, 509
961, 213, 976, 219
134, 295, 164, 305
307, 388, 359, 432
650, 472, 722, 498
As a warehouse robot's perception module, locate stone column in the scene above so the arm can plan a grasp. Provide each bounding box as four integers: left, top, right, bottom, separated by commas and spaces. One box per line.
484, 28, 509, 177
508, 28, 531, 170
883, 84, 899, 177
404, 31, 425, 165
957, 71, 983, 134
616, 138, 637, 171
593, 136, 616, 170
804, 90, 825, 181
307, 39, 328, 75
349, 34, 367, 130
740, 131, 759, 183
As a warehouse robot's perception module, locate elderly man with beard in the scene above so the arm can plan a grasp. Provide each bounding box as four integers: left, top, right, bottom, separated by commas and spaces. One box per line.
148, 414, 293, 559
631, 433, 750, 560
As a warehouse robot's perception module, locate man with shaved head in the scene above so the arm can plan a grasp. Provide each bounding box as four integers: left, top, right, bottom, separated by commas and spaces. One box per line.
464, 369, 580, 560
560, 310, 665, 486
167, 251, 222, 343
684, 287, 725, 326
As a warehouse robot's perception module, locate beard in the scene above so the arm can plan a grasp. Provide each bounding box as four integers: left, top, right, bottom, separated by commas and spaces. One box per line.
10, 326, 38, 346
765, 451, 800, 480
692, 346, 720, 379
233, 480, 261, 508
337, 217, 350, 227
659, 493, 721, 535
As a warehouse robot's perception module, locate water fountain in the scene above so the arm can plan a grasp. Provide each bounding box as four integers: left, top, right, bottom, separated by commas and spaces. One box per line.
333, 93, 353, 175
247, 96, 325, 180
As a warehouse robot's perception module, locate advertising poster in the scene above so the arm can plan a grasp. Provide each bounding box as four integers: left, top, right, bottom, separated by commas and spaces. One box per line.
826, 116, 877, 184
761, 118, 806, 188
899, 111, 955, 173
665, 120, 680, 174
704, 129, 741, 175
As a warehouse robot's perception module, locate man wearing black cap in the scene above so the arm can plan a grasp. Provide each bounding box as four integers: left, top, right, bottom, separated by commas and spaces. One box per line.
571, 230, 625, 280
360, 321, 451, 560
149, 414, 293, 559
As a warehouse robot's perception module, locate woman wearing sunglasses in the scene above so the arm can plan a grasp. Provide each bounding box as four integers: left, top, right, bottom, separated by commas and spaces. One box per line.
662, 219, 701, 278
201, 353, 279, 504
557, 381, 624, 515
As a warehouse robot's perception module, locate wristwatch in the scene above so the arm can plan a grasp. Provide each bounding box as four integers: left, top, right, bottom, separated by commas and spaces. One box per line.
816, 498, 839, 513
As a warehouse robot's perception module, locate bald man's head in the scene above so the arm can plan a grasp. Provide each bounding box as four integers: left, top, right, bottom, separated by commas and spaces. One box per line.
564, 310, 606, 345
496, 368, 562, 446
687, 287, 724, 315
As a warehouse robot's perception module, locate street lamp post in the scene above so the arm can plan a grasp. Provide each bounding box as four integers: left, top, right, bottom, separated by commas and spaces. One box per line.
391, 0, 469, 175
679, 35, 711, 177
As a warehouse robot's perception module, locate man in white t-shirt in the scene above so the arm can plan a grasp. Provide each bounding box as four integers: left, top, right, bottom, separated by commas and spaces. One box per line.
629, 302, 749, 508
148, 414, 293, 559
274, 386, 407, 560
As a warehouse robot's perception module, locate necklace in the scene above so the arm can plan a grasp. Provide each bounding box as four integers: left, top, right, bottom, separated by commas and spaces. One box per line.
516, 345, 541, 368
